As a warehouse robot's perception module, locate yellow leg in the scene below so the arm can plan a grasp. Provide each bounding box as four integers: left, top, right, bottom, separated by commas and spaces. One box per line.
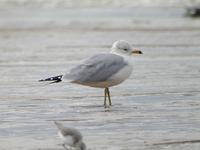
104, 88, 112, 107
107, 88, 112, 106
104, 88, 107, 108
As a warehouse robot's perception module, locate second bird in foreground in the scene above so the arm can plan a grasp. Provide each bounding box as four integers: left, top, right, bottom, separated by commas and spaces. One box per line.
55, 122, 86, 150
39, 40, 142, 107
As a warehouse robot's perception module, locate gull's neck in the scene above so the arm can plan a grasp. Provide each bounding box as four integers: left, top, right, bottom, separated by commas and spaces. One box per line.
110, 50, 130, 59
110, 50, 133, 66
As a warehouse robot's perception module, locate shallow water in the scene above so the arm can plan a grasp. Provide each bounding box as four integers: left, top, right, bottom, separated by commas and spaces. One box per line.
0, 6, 200, 150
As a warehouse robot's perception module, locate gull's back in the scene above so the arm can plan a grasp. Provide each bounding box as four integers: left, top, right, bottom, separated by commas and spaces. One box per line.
64, 53, 127, 84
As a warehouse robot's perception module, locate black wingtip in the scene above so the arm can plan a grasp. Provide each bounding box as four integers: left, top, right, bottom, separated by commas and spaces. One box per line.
39, 75, 63, 82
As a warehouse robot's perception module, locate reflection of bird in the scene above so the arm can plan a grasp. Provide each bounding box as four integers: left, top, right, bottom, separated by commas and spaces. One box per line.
54, 122, 86, 150
39, 40, 142, 107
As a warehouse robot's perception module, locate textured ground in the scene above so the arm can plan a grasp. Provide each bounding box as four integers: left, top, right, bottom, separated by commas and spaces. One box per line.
0, 7, 200, 150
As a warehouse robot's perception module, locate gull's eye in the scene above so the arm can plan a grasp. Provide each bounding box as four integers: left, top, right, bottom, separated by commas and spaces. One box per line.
124, 48, 128, 51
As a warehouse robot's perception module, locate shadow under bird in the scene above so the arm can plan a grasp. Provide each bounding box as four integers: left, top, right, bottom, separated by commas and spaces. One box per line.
55, 122, 86, 150
39, 40, 142, 107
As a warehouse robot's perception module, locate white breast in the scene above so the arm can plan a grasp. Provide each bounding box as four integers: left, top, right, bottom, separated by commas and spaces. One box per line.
108, 62, 133, 86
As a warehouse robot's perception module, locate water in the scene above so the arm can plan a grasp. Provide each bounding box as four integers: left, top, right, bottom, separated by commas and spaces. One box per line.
0, 5, 200, 150
0, 0, 199, 8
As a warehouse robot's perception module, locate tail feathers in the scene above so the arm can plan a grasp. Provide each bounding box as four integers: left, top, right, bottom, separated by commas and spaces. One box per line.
39, 75, 63, 83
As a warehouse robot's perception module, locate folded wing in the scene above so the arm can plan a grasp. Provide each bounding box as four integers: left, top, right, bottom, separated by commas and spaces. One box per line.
64, 53, 127, 83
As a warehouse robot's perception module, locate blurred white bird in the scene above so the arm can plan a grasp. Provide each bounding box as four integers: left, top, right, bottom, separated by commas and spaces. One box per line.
55, 122, 86, 150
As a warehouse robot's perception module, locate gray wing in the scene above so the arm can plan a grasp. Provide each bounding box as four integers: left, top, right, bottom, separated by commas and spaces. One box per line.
64, 53, 127, 83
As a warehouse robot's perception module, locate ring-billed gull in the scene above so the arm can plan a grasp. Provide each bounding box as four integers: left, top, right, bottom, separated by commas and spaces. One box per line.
39, 40, 142, 107
54, 122, 86, 150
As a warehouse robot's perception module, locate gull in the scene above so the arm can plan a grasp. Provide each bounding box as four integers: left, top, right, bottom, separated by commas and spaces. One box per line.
39, 40, 142, 107
55, 121, 86, 150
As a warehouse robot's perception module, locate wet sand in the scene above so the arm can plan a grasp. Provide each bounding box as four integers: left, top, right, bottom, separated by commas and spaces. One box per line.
0, 7, 200, 150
